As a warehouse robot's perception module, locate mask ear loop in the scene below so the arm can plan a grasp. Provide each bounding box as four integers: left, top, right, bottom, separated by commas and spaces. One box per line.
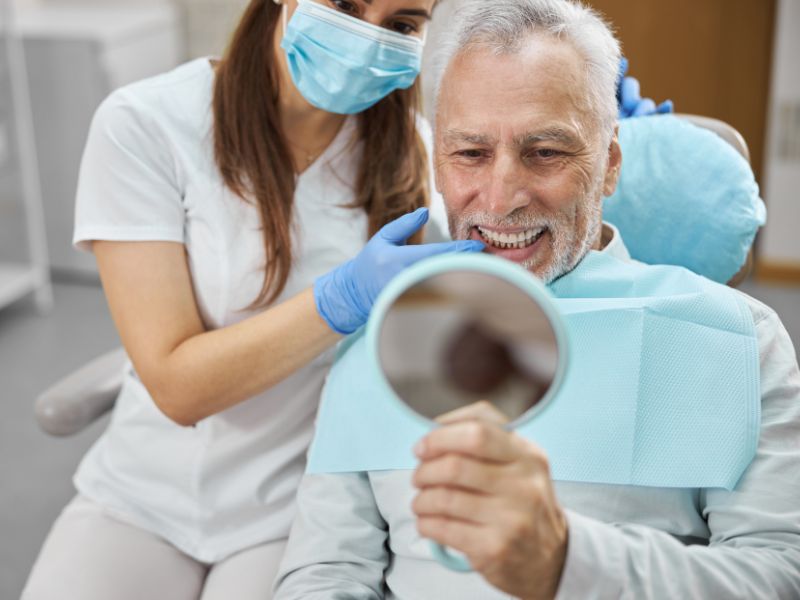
419, 24, 429, 47
273, 0, 288, 36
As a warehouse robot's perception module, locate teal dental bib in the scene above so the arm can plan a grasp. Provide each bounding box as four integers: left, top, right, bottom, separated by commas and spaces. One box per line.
307, 252, 760, 490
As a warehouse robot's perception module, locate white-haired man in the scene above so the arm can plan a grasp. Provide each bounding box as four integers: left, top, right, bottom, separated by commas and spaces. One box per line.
274, 1, 800, 598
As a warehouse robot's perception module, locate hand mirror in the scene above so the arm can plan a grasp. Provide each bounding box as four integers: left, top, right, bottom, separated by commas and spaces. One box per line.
366, 253, 569, 572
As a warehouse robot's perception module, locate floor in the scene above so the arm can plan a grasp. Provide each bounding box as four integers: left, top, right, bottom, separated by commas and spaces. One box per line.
0, 281, 117, 598
0, 278, 798, 599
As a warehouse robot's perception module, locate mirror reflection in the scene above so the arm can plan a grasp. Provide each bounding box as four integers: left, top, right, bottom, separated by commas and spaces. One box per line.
378, 270, 559, 424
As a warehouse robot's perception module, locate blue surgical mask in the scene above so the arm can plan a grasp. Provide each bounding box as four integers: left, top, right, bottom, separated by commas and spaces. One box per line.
279, 0, 425, 115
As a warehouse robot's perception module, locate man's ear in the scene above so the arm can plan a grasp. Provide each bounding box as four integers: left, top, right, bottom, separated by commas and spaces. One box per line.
603, 126, 622, 197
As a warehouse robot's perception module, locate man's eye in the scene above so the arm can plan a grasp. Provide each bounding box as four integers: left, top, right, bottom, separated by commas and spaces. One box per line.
330, 0, 358, 15
457, 149, 485, 159
389, 21, 418, 35
534, 148, 562, 159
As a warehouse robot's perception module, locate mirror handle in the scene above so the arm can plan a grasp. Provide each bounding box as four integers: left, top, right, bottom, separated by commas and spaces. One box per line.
430, 541, 473, 572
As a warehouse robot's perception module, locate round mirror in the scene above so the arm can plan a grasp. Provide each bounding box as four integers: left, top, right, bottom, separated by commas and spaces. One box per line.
367, 254, 569, 572
374, 259, 567, 428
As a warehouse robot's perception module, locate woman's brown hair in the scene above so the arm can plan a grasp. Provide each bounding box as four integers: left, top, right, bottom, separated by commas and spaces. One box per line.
213, 0, 430, 308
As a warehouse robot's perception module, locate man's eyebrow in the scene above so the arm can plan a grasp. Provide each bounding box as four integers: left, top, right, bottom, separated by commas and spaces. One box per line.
515, 127, 580, 146
442, 129, 496, 145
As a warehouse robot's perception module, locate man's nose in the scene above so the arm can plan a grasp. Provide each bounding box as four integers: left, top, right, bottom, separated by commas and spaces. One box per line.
484, 152, 532, 216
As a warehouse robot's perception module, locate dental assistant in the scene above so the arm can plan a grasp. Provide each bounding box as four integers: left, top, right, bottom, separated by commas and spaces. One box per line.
22, 1, 484, 598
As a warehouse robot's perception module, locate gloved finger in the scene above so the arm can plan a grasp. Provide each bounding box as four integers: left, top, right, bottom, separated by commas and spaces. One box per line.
397, 239, 485, 264
617, 56, 629, 81
378, 208, 429, 245
656, 99, 674, 114
619, 77, 642, 113
631, 97, 657, 117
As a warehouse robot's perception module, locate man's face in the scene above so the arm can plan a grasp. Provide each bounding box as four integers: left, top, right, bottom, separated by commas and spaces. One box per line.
435, 35, 621, 282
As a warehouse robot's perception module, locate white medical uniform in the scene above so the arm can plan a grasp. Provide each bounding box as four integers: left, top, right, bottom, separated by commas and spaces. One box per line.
70, 57, 442, 563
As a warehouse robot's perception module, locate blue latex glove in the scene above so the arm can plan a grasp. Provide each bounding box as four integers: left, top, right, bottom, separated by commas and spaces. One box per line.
314, 208, 485, 334
617, 57, 673, 118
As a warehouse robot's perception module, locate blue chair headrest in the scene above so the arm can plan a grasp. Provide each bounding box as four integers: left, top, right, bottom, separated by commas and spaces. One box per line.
604, 115, 766, 284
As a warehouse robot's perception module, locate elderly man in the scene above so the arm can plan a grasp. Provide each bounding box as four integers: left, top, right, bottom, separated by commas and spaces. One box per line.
274, 0, 800, 598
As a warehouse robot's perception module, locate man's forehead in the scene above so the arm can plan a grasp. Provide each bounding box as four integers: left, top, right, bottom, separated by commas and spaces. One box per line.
437, 34, 592, 137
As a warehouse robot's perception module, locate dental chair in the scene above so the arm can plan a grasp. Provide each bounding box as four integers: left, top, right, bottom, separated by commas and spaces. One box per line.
680, 115, 753, 287
34, 114, 761, 437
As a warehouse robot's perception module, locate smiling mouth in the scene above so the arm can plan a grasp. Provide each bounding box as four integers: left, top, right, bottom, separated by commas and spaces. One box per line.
475, 226, 547, 250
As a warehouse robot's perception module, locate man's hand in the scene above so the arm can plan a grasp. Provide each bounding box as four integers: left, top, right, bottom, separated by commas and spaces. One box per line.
412, 407, 568, 600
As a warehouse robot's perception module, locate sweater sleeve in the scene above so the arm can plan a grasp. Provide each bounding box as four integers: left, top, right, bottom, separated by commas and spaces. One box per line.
555, 308, 800, 599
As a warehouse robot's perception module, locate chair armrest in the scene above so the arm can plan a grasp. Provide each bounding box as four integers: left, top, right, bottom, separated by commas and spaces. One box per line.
35, 347, 128, 437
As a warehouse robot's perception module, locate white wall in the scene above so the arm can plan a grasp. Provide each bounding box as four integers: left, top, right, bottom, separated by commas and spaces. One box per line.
760, 0, 800, 266
174, 0, 247, 59
10, 0, 246, 58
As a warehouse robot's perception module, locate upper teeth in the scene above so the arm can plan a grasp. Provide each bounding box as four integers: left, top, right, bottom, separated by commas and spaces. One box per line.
477, 226, 545, 248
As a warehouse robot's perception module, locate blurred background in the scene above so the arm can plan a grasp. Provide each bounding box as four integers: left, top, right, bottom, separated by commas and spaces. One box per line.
0, 0, 798, 597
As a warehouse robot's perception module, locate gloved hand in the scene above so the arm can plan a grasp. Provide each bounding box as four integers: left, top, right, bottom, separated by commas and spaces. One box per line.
617, 57, 673, 118
314, 208, 485, 334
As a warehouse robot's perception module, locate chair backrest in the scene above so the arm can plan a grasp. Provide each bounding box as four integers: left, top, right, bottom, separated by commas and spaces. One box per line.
677, 114, 751, 164
605, 113, 762, 288
676, 114, 753, 286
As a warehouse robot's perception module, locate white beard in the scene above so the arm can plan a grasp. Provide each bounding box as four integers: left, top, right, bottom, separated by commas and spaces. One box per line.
447, 169, 606, 284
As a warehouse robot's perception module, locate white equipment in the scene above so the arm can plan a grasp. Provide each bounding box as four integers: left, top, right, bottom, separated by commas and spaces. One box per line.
0, 0, 52, 312
15, 2, 184, 277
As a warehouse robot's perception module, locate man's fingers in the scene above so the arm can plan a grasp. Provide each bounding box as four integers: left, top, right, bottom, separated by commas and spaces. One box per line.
413, 453, 502, 493
435, 400, 510, 427
415, 420, 521, 463
416, 516, 487, 561
412, 486, 495, 525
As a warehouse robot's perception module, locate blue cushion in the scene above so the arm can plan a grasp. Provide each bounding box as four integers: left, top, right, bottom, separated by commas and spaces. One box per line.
604, 115, 766, 283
